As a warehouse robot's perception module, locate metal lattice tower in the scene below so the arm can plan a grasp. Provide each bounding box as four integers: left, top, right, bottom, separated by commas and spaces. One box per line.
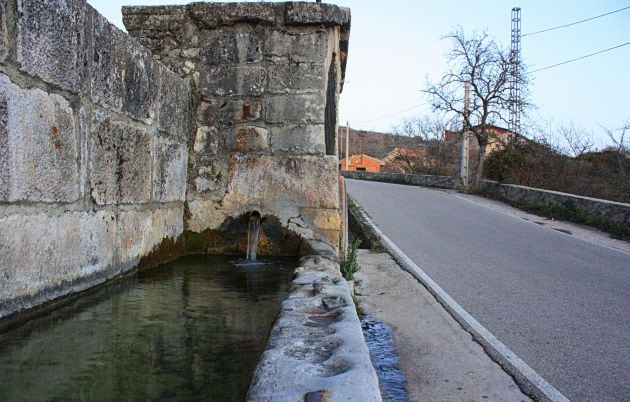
509, 7, 522, 140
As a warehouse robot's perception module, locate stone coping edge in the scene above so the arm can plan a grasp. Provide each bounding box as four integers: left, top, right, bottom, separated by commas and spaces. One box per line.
247, 239, 381, 401
341, 171, 456, 189
122, 2, 351, 29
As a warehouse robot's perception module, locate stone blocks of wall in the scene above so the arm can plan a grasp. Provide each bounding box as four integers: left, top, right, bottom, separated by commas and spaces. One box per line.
0, 0, 192, 319
341, 170, 457, 189
0, 75, 80, 202
482, 181, 630, 232
124, 2, 350, 252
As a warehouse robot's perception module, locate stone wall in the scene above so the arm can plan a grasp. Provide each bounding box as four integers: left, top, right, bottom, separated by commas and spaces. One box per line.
123, 2, 350, 254
248, 241, 381, 401
482, 181, 630, 233
0, 0, 193, 318
342, 170, 456, 189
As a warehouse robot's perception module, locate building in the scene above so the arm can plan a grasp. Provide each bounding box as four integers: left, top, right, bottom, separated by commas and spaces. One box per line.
340, 154, 385, 172
444, 124, 525, 155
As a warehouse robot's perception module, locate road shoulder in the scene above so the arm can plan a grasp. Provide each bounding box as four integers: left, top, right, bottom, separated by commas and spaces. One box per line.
354, 249, 530, 402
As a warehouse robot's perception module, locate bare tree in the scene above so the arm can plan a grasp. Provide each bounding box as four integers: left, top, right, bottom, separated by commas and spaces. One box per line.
423, 27, 528, 188
602, 119, 629, 155
557, 122, 595, 158
601, 119, 630, 200
392, 115, 458, 176
555, 122, 595, 178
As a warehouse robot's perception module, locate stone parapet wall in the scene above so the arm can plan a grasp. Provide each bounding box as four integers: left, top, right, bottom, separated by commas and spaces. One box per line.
342, 170, 456, 189
482, 181, 630, 232
0, 0, 193, 318
124, 2, 350, 253
343, 168, 629, 234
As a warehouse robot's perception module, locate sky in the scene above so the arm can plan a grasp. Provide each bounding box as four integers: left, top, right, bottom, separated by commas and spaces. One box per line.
88, 0, 630, 148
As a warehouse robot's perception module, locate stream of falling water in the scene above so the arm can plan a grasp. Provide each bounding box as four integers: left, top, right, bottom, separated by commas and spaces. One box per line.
0, 255, 295, 402
246, 211, 261, 261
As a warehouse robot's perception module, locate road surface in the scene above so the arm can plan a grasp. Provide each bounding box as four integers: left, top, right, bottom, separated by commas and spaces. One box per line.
347, 179, 630, 401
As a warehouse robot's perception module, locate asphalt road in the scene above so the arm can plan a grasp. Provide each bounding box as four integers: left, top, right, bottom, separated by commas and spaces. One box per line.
347, 179, 630, 402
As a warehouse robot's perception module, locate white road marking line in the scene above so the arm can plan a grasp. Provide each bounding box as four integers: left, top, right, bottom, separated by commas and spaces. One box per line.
353, 201, 570, 402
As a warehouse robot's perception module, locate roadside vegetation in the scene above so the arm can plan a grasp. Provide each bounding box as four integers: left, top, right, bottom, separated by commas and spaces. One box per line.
341, 237, 361, 280
483, 122, 630, 203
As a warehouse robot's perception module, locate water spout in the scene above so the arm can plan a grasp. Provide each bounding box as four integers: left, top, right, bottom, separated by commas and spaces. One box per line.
246, 211, 261, 260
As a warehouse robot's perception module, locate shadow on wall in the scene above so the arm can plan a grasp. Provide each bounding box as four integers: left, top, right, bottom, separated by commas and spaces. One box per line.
138, 211, 306, 270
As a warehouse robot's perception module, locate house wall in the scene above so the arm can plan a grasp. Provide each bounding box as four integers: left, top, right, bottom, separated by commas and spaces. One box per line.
123, 2, 350, 253
0, 0, 193, 318
340, 154, 383, 172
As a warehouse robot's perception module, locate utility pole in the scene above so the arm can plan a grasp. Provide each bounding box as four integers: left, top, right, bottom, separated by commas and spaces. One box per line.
338, 123, 343, 162
509, 7, 522, 144
460, 82, 470, 188
345, 121, 350, 171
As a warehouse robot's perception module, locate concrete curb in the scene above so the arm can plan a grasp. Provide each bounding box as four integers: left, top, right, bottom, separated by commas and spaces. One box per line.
247, 240, 381, 402
351, 200, 569, 402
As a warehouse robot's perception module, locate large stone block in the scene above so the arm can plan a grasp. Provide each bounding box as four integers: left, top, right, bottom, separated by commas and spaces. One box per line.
201, 28, 266, 64
305, 208, 341, 231
123, 6, 194, 56
270, 124, 325, 155
186, 155, 340, 233
0, 210, 116, 306
0, 74, 79, 203
122, 5, 187, 32
264, 94, 324, 124
91, 10, 156, 122
115, 206, 183, 264
186, 198, 227, 233
201, 30, 238, 64
16, 0, 87, 93
197, 98, 262, 126
187, 2, 276, 28
234, 29, 264, 63
284, 3, 350, 27
200, 65, 266, 96
192, 126, 222, 155
153, 135, 188, 202
264, 30, 326, 62
156, 64, 193, 140
230, 126, 269, 154
89, 110, 152, 205
300, 207, 341, 246
227, 154, 339, 209
267, 62, 324, 94
190, 156, 229, 199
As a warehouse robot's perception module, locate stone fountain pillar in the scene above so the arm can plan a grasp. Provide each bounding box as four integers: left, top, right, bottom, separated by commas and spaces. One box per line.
124, 2, 350, 256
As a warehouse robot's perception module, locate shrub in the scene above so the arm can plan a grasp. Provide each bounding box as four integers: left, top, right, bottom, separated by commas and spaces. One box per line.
341, 238, 361, 280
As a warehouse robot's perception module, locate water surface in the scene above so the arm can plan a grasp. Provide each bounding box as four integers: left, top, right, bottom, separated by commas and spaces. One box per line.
0, 255, 295, 401
362, 314, 409, 401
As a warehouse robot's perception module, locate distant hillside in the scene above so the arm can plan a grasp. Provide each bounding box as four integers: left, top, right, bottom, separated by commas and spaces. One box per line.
337, 128, 423, 159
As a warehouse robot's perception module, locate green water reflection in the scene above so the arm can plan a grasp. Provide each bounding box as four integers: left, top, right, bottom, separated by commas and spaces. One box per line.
0, 255, 295, 401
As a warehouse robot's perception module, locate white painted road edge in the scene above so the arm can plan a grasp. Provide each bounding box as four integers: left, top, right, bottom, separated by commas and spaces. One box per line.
353, 203, 570, 402
450, 192, 630, 257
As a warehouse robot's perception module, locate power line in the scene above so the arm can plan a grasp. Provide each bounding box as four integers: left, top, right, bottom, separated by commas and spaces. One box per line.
529, 42, 630, 73
353, 103, 428, 125
523, 6, 630, 37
